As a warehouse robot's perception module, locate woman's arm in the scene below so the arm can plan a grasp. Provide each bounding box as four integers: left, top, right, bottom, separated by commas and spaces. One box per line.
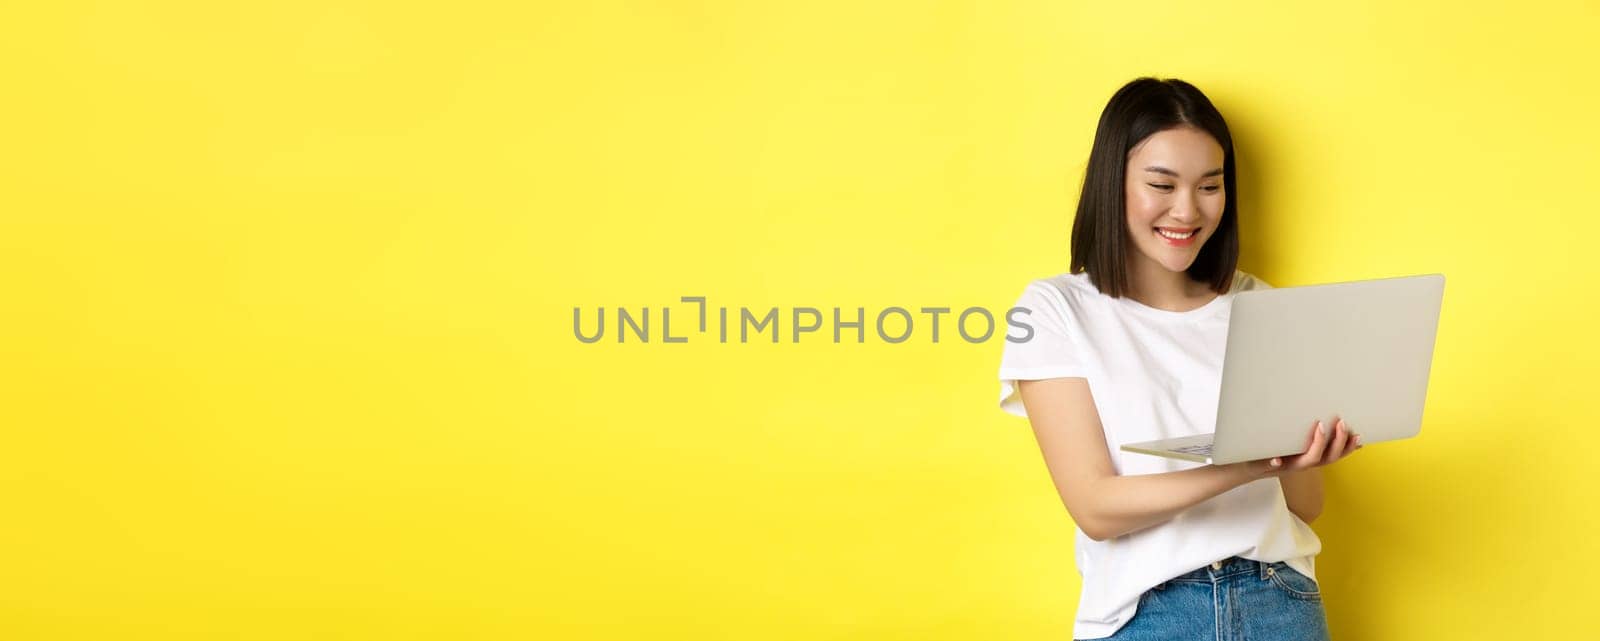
1018, 378, 1277, 541
1279, 468, 1324, 524
1277, 418, 1361, 524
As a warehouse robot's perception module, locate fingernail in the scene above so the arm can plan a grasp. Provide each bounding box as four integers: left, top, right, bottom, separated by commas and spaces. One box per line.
1270, 458, 1282, 467
1317, 420, 1326, 436
1354, 433, 1362, 445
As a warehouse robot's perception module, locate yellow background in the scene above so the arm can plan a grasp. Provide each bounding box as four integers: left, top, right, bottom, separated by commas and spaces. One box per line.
3, 1, 1596, 639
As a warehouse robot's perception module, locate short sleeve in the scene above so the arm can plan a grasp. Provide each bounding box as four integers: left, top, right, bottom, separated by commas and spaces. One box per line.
997, 279, 1089, 418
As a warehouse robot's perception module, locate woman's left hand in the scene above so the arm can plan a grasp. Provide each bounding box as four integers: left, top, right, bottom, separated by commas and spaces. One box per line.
1269, 417, 1361, 472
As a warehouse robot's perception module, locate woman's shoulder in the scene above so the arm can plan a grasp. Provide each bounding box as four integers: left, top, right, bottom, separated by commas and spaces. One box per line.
1232, 269, 1275, 292
1014, 269, 1271, 303
1015, 271, 1096, 306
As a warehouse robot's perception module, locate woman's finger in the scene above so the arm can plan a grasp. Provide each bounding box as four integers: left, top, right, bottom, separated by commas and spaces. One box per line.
1294, 420, 1327, 469
1325, 418, 1349, 465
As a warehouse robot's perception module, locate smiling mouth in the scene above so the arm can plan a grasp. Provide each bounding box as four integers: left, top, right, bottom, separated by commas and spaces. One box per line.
1155, 227, 1199, 240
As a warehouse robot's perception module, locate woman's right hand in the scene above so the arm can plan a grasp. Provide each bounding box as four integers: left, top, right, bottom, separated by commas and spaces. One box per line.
1233, 418, 1363, 480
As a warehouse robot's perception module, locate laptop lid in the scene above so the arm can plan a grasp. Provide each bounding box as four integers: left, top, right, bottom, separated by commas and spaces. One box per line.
1210, 273, 1446, 464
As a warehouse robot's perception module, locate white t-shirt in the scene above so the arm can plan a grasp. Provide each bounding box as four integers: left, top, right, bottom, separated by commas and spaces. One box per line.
997, 269, 1321, 640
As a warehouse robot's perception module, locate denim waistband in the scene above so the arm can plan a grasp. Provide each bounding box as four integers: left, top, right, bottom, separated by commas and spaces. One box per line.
1166, 555, 1280, 584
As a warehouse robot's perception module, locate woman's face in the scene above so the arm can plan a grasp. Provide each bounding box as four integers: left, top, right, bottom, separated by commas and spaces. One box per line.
1123, 125, 1226, 276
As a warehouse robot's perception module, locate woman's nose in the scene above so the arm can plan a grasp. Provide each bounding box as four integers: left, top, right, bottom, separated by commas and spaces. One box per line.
1169, 200, 1199, 222
1175, 191, 1207, 221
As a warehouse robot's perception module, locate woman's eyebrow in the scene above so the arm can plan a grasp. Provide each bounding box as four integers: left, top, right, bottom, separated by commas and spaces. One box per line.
1142, 166, 1225, 178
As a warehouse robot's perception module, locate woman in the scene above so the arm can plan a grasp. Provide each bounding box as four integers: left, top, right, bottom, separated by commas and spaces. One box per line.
997, 77, 1361, 640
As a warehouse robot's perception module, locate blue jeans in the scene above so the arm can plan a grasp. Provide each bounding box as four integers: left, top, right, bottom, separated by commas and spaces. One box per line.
1079, 556, 1331, 641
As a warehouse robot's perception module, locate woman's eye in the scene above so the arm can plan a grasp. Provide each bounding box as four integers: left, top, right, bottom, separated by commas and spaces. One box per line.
1147, 183, 1174, 191
1202, 185, 1221, 193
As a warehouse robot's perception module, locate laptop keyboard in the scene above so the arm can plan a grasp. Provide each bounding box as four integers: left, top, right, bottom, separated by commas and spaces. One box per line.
1172, 442, 1214, 456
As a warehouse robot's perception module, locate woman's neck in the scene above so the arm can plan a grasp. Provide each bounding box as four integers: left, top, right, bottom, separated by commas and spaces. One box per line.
1124, 258, 1215, 312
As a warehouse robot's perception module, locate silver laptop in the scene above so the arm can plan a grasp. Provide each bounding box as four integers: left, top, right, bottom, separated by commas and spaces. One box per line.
1120, 273, 1445, 465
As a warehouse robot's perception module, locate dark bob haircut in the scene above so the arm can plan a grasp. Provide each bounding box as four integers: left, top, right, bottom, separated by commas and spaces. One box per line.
1068, 77, 1240, 298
